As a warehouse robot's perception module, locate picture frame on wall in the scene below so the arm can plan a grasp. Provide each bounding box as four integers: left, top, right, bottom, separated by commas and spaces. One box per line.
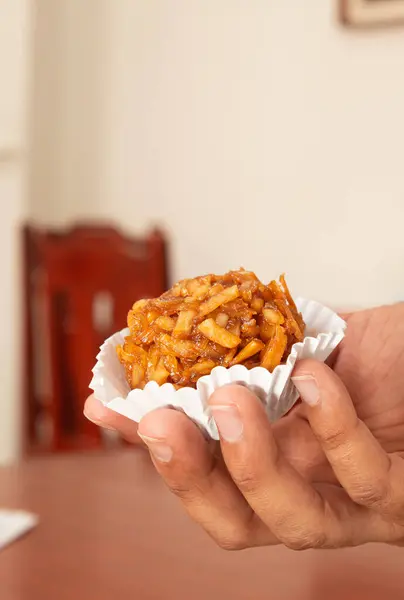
340, 0, 404, 27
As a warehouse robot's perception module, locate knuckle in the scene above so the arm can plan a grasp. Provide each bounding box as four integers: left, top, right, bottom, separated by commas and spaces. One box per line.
231, 451, 280, 494
229, 444, 282, 494
233, 470, 261, 494
215, 530, 250, 552
320, 426, 350, 451
283, 530, 326, 551
166, 460, 217, 502
167, 482, 194, 501
350, 479, 391, 509
319, 418, 361, 452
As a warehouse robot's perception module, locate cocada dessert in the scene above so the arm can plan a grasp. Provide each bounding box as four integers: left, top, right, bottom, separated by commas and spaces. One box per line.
117, 269, 305, 390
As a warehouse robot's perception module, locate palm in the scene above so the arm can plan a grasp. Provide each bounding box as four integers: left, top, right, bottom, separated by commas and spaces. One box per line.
274, 304, 404, 482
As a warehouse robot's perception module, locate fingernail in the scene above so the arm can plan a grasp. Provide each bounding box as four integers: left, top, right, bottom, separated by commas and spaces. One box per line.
138, 434, 173, 463
83, 412, 116, 431
292, 375, 320, 407
210, 405, 243, 443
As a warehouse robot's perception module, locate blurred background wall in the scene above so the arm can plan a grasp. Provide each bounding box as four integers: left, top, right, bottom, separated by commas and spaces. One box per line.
0, 0, 31, 464
2, 0, 404, 463
29, 1, 404, 308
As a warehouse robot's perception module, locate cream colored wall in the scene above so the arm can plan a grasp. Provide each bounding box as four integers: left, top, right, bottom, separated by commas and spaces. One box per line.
0, 174, 26, 465
29, 0, 103, 222
30, 1, 404, 309
0, 0, 31, 464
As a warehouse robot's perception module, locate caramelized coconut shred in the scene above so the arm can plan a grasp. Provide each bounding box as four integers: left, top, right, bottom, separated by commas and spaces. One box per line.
117, 270, 305, 390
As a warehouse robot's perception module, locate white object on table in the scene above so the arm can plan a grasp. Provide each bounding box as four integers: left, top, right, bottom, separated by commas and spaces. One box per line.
0, 509, 38, 551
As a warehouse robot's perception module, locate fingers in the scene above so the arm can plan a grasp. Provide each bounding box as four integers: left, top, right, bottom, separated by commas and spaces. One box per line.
83, 394, 142, 444
293, 360, 404, 525
208, 385, 344, 550
271, 411, 334, 483
138, 407, 275, 549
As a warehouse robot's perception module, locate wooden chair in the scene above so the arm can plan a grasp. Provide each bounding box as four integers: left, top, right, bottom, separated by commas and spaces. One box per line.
22, 224, 169, 454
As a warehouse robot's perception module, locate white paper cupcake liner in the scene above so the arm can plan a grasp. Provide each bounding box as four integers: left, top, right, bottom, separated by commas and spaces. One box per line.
90, 298, 346, 440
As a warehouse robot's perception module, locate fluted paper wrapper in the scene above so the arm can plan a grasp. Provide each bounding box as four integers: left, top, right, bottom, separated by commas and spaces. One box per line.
90, 298, 346, 440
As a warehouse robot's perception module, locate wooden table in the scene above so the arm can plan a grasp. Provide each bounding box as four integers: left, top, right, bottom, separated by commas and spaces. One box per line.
0, 450, 403, 600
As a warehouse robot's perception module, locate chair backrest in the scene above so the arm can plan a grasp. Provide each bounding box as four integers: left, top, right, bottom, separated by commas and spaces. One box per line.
23, 224, 169, 453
